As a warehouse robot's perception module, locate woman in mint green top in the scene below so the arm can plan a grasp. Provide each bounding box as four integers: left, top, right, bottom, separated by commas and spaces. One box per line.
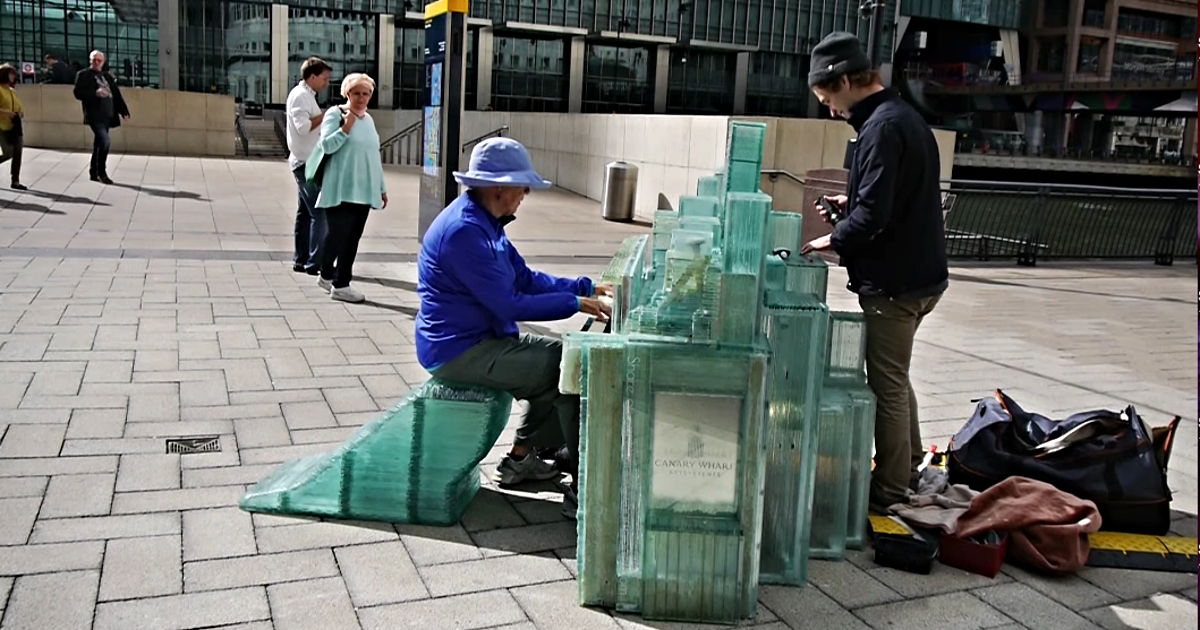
312, 73, 388, 303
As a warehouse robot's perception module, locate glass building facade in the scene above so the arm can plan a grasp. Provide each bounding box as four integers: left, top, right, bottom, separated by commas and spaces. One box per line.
0, 0, 160, 87
583, 44, 653, 114
2, 0, 882, 117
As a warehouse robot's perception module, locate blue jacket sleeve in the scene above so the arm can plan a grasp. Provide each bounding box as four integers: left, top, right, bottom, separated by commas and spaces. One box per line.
506, 240, 594, 297
831, 121, 901, 255
443, 225, 581, 322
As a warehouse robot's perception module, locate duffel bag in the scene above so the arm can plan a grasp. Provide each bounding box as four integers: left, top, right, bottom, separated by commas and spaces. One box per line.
947, 389, 1179, 535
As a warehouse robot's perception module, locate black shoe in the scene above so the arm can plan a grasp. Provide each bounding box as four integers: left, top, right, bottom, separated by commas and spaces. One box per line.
99, 175, 114, 185
10, 183, 26, 191
292, 263, 306, 273
555, 479, 578, 521
89, 174, 100, 182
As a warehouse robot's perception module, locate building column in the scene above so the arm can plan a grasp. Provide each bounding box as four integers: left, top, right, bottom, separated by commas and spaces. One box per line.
1027, 110, 1044, 153
269, 4, 289, 103
567, 36, 585, 113
377, 14, 396, 108
999, 29, 1022, 85
1064, 0, 1084, 81
1184, 118, 1198, 162
733, 51, 749, 115
476, 27, 494, 110
653, 45, 670, 114
157, 0, 179, 90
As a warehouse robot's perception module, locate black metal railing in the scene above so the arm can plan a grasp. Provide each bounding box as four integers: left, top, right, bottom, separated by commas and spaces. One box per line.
268, 110, 287, 149
233, 113, 249, 157
379, 119, 423, 166
941, 180, 1197, 265
461, 125, 510, 153
756, 170, 1197, 265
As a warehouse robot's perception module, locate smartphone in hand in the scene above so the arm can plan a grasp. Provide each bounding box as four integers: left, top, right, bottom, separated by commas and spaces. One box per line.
818, 195, 844, 225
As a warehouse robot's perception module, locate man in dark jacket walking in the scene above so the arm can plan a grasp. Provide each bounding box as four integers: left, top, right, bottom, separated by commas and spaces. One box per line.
801, 32, 948, 513
73, 50, 130, 184
44, 54, 74, 84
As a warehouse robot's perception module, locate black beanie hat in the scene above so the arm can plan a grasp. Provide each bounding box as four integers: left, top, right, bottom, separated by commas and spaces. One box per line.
808, 31, 871, 87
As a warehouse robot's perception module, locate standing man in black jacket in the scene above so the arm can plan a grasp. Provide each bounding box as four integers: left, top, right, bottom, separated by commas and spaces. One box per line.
44, 54, 74, 85
73, 50, 130, 184
801, 32, 948, 513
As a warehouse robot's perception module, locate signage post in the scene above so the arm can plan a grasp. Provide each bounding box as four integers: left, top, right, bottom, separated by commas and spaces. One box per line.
418, 0, 468, 241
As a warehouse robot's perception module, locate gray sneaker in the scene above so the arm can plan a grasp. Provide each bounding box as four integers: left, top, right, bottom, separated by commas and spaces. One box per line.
492, 453, 559, 486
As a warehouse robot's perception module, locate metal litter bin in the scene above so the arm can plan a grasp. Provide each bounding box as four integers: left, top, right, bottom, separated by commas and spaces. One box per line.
602, 161, 638, 222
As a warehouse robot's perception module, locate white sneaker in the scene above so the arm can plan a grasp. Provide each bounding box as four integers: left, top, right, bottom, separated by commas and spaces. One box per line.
317, 277, 332, 293
330, 285, 365, 303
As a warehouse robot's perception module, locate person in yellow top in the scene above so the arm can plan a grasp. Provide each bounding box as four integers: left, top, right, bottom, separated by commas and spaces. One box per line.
0, 64, 25, 190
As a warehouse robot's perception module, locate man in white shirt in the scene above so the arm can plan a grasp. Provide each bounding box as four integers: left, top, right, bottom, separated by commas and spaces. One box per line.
287, 57, 332, 275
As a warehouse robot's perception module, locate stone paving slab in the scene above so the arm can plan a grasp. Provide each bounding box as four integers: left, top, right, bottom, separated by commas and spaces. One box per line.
0, 149, 1195, 629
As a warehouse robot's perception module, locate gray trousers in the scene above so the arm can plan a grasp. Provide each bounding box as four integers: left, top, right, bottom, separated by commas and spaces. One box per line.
431, 334, 579, 477
860, 293, 942, 512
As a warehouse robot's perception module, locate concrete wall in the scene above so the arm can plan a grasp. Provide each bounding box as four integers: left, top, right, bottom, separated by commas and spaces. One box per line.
461, 112, 731, 220
454, 111, 956, 221
16, 85, 237, 157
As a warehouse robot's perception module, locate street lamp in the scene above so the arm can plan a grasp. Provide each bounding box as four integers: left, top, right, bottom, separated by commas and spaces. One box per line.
859, 0, 885, 67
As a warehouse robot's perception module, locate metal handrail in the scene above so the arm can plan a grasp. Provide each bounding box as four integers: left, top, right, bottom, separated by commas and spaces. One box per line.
378, 119, 424, 166
761, 169, 805, 185
941, 179, 1195, 196
269, 111, 286, 148
461, 125, 509, 153
233, 113, 249, 157
380, 119, 422, 150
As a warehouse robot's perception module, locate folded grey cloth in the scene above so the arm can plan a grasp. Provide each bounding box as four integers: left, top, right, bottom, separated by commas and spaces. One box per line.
889, 477, 979, 534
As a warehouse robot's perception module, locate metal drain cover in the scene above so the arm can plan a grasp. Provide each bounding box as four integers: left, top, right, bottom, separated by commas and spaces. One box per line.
166, 436, 221, 454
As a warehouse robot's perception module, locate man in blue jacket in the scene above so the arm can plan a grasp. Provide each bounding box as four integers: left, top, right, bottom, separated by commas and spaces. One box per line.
416, 138, 611, 519
801, 32, 948, 513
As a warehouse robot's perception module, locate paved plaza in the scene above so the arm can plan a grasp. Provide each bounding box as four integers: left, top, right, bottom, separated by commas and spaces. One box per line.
0, 147, 1195, 629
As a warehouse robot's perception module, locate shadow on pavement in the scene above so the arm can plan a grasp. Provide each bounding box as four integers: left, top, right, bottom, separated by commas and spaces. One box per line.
0, 199, 66, 214
108, 181, 209, 201
6, 188, 110, 206
948, 271, 1193, 304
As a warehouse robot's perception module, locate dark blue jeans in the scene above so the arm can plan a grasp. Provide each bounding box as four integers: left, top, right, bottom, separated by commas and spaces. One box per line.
88, 123, 111, 178
291, 164, 326, 270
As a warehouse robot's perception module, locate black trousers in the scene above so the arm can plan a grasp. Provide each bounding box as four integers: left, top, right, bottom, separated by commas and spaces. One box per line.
320, 203, 370, 289
0, 132, 21, 184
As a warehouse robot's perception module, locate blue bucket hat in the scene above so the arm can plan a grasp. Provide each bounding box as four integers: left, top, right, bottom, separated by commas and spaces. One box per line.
453, 137, 552, 190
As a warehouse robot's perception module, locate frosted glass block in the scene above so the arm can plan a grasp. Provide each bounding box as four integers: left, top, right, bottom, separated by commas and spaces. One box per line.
678, 195, 720, 218
716, 274, 760, 345
617, 341, 768, 622
809, 387, 855, 559
668, 229, 714, 257
577, 343, 627, 606
679, 217, 722, 249
844, 387, 876, 550
241, 380, 512, 525
759, 293, 829, 584
653, 211, 679, 250
727, 121, 767, 163
767, 211, 804, 255
722, 192, 771, 276
783, 254, 829, 300
643, 523, 743, 622
601, 235, 650, 335
763, 256, 786, 293
827, 311, 867, 380
726, 160, 760, 193
697, 173, 725, 199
